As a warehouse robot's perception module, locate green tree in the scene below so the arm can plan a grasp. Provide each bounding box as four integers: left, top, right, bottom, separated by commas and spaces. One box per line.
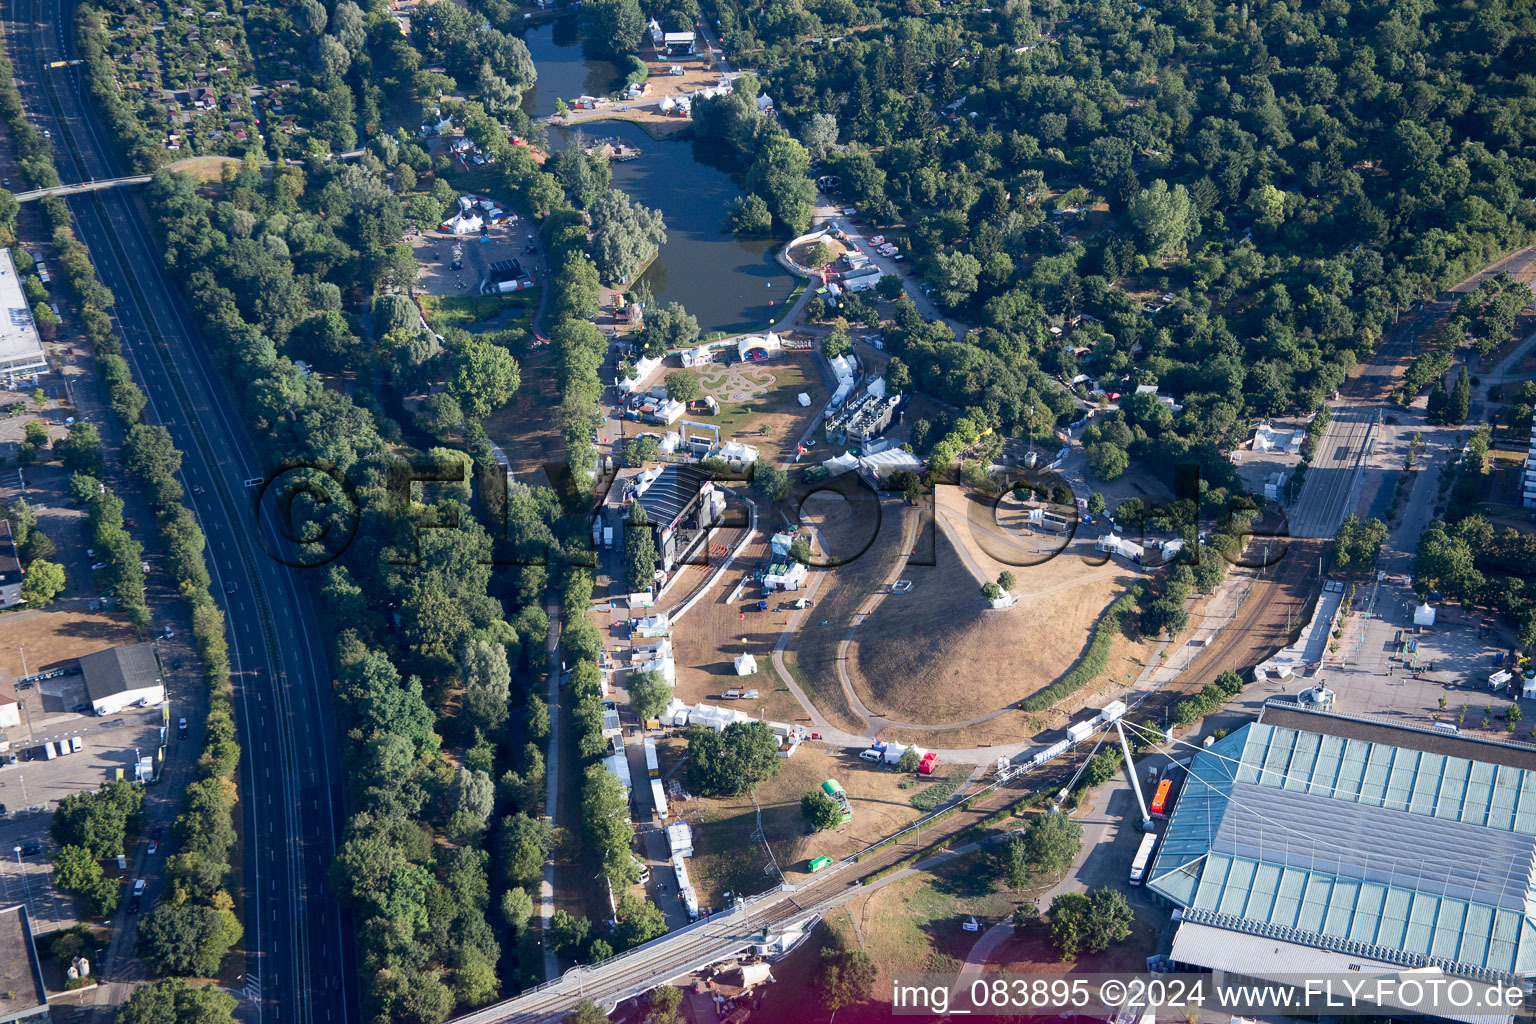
730, 194, 772, 234
629, 669, 672, 721
613, 892, 668, 949
460, 639, 513, 735
663, 370, 700, 402
807, 241, 834, 268
815, 946, 877, 1011
751, 459, 791, 502
896, 746, 921, 773
138, 902, 244, 977
55, 422, 104, 476
1085, 442, 1129, 481
20, 559, 65, 607
801, 789, 843, 831
501, 886, 535, 934
820, 331, 852, 359
684, 720, 781, 796
117, 978, 237, 1024
1128, 179, 1197, 257
562, 1000, 610, 1024
623, 502, 657, 592
548, 909, 592, 959
579, 0, 643, 58
1020, 810, 1083, 881
450, 338, 521, 421
1047, 887, 1134, 960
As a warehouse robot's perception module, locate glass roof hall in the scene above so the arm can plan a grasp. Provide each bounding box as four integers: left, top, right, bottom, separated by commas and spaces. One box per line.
1148, 721, 1536, 977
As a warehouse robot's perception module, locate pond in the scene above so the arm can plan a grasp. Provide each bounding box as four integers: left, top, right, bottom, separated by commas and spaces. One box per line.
520, 20, 796, 336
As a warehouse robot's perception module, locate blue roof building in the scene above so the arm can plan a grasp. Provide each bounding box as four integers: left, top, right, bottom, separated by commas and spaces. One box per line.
1151, 703, 1536, 1010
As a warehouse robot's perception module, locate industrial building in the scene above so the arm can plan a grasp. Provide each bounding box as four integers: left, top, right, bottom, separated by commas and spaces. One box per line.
1149, 701, 1536, 1014
78, 643, 165, 716
0, 250, 46, 382
0, 905, 48, 1024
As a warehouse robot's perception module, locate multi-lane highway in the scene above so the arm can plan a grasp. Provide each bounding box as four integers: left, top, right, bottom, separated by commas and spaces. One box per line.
4, 0, 353, 1021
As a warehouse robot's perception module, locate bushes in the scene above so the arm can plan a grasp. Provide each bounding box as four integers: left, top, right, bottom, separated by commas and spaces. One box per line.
1171, 670, 1246, 726
1018, 584, 1146, 711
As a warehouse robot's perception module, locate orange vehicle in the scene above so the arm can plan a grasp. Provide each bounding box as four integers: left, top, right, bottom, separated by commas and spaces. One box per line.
1150, 778, 1173, 815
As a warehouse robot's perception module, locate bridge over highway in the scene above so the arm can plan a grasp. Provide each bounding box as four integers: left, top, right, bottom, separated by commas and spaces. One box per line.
11, 173, 151, 202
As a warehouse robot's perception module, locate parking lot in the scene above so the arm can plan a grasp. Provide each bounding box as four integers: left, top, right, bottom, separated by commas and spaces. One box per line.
1323, 582, 1517, 725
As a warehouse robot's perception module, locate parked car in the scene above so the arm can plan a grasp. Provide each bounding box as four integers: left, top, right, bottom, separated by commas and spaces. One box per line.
20, 843, 39, 856
177, 717, 187, 737
91, 562, 107, 570
147, 839, 158, 855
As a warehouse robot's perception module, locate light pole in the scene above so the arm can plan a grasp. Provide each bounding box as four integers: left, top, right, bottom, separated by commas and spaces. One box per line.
17, 645, 25, 681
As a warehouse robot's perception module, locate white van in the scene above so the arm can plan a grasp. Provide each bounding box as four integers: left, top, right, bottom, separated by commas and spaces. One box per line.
42, 742, 56, 760
69, 737, 82, 753
858, 749, 882, 763
132, 878, 145, 897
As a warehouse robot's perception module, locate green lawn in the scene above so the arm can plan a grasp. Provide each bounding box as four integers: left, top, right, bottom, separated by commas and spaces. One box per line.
419, 289, 541, 333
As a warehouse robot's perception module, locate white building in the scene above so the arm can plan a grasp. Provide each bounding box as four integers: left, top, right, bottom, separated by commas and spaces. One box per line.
1523, 431, 1536, 510
0, 249, 46, 381
79, 644, 166, 716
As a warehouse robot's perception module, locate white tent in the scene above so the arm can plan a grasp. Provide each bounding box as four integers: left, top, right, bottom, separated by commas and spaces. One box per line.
1097, 533, 1145, 562
797, 392, 811, 407
632, 612, 671, 638
718, 440, 760, 465
829, 354, 857, 384
823, 451, 859, 477
1524, 675, 1536, 700
866, 376, 886, 399
662, 697, 690, 727
734, 653, 757, 675
1414, 603, 1436, 626
858, 448, 921, 478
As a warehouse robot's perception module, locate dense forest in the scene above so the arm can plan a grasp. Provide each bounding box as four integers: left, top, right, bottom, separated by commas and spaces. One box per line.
717, 0, 1536, 483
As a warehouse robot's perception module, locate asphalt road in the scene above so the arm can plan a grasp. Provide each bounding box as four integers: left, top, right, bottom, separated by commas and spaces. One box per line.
5, 0, 354, 1020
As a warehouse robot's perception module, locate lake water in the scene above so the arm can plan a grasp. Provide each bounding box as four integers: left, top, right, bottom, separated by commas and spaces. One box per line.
520, 20, 795, 335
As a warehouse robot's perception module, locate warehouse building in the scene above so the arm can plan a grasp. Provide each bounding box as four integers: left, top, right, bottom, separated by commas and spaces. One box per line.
1149, 702, 1536, 1020
0, 250, 46, 382
78, 643, 166, 716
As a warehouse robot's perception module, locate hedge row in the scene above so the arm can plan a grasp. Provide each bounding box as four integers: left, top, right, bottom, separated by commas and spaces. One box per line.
1018, 583, 1148, 711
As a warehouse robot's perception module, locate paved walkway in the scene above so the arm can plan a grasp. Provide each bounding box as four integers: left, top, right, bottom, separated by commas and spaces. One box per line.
540, 592, 562, 982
